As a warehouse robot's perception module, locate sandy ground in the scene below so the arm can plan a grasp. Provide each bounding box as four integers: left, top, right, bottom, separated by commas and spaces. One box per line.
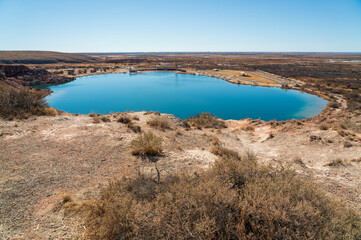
0, 110, 360, 239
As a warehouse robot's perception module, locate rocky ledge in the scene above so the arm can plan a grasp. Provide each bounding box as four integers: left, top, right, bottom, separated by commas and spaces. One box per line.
0, 65, 74, 86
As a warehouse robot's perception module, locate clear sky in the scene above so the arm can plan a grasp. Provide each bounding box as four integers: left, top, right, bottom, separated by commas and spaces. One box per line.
0, 0, 360, 52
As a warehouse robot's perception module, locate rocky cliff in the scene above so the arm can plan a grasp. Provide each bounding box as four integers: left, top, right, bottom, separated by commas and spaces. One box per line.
0, 65, 74, 86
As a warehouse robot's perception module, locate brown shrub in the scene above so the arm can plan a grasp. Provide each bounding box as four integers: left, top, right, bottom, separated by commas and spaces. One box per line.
185, 112, 226, 129
320, 124, 329, 130
88, 113, 96, 117
127, 123, 141, 133
243, 125, 255, 132
101, 116, 111, 122
130, 131, 163, 156
147, 116, 171, 130
83, 150, 361, 239
0, 88, 48, 118
92, 117, 101, 124
43, 107, 57, 116
326, 159, 345, 167
118, 115, 131, 124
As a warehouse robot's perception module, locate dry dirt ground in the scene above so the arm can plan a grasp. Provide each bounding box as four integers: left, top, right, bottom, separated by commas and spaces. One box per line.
0, 111, 360, 239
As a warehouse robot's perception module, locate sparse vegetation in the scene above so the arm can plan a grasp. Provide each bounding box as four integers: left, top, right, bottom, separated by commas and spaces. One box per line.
320, 124, 329, 130
0, 88, 49, 118
185, 112, 226, 129
130, 131, 163, 156
127, 122, 142, 133
118, 115, 131, 124
344, 141, 353, 148
81, 149, 361, 240
243, 125, 255, 132
101, 116, 111, 122
326, 159, 346, 167
92, 117, 101, 124
147, 116, 171, 130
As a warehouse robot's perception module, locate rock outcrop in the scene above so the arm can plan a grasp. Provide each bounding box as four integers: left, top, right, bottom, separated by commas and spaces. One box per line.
0, 65, 74, 86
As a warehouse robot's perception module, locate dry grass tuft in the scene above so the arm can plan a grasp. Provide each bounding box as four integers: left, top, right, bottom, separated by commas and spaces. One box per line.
130, 131, 163, 156
147, 116, 171, 130
43, 107, 57, 116
185, 112, 226, 129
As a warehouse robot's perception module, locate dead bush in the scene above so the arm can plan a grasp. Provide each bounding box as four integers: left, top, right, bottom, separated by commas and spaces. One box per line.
147, 116, 171, 130
185, 112, 226, 129
130, 131, 163, 156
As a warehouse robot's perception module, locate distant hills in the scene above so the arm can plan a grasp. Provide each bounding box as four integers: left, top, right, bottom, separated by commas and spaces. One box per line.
0, 51, 99, 64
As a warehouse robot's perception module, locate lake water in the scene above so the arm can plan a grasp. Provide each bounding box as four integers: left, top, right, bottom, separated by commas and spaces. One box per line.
39, 72, 328, 121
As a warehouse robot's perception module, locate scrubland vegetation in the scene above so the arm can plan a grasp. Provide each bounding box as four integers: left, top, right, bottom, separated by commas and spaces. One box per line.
147, 116, 172, 130
0, 88, 55, 118
63, 146, 361, 240
130, 131, 163, 156
185, 112, 226, 129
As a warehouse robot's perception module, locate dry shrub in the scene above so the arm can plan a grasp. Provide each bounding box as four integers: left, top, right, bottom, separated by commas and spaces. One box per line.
83, 149, 361, 240
43, 107, 57, 116
118, 115, 131, 124
320, 124, 329, 130
89, 113, 96, 117
210, 144, 240, 161
130, 131, 163, 156
101, 116, 111, 122
185, 112, 226, 129
326, 159, 345, 167
127, 122, 141, 133
243, 125, 255, 132
0, 88, 48, 118
92, 117, 101, 124
344, 141, 353, 148
147, 116, 171, 130
144, 111, 161, 116
340, 119, 361, 132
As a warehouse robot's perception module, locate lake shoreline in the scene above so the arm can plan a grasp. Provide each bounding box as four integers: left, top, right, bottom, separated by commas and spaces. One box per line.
39, 71, 329, 121
36, 69, 339, 122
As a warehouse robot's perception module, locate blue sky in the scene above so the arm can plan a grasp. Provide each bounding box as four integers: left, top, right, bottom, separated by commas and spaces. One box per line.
0, 0, 360, 52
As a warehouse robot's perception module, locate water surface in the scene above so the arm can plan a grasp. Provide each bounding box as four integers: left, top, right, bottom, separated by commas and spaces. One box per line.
39, 72, 328, 121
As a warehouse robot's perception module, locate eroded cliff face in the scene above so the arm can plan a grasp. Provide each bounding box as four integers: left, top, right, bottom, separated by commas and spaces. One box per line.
0, 65, 74, 86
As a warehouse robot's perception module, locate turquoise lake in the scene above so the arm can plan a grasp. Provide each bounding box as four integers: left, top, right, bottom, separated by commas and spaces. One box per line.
39, 72, 328, 121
